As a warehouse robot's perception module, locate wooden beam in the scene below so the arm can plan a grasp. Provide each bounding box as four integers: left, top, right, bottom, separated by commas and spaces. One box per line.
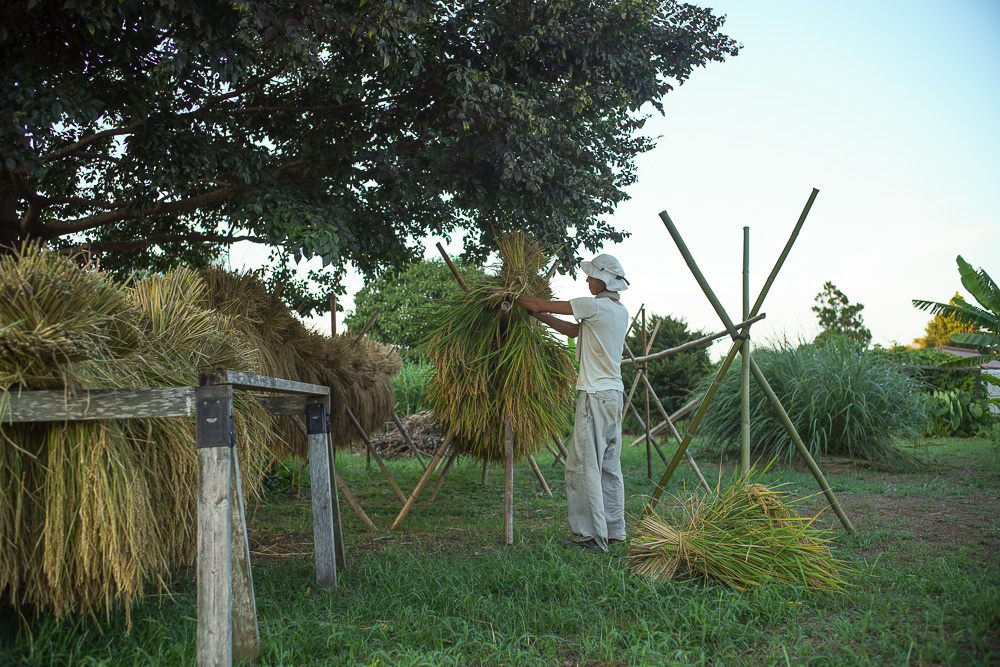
1, 386, 197, 423
199, 370, 329, 396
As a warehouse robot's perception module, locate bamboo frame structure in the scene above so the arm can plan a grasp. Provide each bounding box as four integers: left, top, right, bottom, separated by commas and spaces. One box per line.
645, 189, 856, 535
741, 226, 752, 474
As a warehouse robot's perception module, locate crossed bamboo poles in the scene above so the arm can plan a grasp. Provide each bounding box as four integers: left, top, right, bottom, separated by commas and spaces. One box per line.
645, 188, 856, 534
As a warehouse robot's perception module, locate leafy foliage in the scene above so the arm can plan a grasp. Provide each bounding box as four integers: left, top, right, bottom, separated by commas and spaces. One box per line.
1, 0, 739, 314
391, 360, 434, 417
922, 390, 993, 437
874, 345, 981, 394
913, 256, 1000, 371
912, 292, 981, 349
694, 338, 926, 469
345, 259, 484, 360
621, 313, 711, 429
812, 281, 872, 348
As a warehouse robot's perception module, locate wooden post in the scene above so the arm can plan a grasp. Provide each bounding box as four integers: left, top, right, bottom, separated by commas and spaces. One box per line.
306, 401, 338, 590
481, 458, 489, 484
741, 226, 751, 475
229, 446, 260, 664
328, 443, 346, 569
196, 384, 235, 667
503, 416, 514, 545
527, 454, 552, 496
643, 308, 652, 480
330, 294, 337, 336
391, 428, 456, 530
392, 413, 427, 469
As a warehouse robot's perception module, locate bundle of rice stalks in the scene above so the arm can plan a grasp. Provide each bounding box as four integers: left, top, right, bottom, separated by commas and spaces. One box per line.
628, 467, 850, 592
421, 233, 575, 462
199, 268, 401, 457
0, 246, 270, 622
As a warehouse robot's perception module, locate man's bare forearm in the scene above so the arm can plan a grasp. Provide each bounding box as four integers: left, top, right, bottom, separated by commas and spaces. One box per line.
532, 312, 579, 338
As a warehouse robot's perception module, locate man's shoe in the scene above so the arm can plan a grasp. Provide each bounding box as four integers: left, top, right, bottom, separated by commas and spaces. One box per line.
566, 538, 606, 553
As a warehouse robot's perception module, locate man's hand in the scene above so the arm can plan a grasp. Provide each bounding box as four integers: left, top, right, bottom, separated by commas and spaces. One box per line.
515, 294, 544, 312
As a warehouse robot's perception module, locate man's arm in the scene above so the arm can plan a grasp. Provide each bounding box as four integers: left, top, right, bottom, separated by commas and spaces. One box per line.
515, 295, 580, 338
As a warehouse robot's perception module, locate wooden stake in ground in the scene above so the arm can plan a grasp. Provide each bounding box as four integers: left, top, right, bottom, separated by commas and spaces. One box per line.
390, 427, 456, 530
503, 415, 515, 546
347, 407, 407, 506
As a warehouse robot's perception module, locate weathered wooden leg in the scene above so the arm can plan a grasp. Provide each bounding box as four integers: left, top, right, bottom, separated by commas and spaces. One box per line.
196, 384, 234, 667
230, 447, 260, 664
306, 402, 338, 590
328, 441, 346, 569
429, 449, 459, 502
391, 428, 455, 530
503, 416, 514, 546
347, 407, 407, 506
527, 454, 552, 496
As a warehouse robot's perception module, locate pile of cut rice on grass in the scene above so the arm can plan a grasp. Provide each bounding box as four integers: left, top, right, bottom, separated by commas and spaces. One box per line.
421, 233, 575, 463
628, 466, 851, 592
370, 410, 447, 459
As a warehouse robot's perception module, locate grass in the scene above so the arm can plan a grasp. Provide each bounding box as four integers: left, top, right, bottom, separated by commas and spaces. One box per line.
1, 436, 998, 665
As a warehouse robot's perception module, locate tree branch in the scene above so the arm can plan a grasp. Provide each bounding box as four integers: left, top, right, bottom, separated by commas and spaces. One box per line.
63, 232, 268, 255
230, 87, 443, 115
44, 186, 238, 236
41, 123, 142, 163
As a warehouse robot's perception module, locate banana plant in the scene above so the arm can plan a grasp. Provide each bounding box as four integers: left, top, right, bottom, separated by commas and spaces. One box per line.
913, 256, 1000, 409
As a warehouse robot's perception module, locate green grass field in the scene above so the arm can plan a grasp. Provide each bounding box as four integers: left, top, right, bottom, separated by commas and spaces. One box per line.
2, 436, 997, 666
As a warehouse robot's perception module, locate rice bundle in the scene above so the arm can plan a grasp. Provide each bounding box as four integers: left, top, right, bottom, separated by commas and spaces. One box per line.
628, 468, 849, 591
0, 246, 270, 622
421, 233, 576, 462
198, 268, 401, 457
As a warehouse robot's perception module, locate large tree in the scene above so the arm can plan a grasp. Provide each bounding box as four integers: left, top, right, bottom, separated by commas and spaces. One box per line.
1, 0, 738, 313
812, 281, 872, 348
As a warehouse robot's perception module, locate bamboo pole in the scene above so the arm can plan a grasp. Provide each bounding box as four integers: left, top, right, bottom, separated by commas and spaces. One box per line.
436, 242, 469, 290
545, 440, 565, 466
482, 458, 489, 484
642, 308, 652, 479
503, 415, 515, 545
391, 414, 427, 469
391, 428, 456, 530
624, 314, 766, 365
330, 294, 337, 336
527, 454, 552, 496
429, 449, 458, 502
346, 407, 406, 505
334, 471, 379, 532
656, 200, 855, 534
630, 396, 701, 446
553, 434, 570, 460
629, 404, 669, 465
741, 226, 751, 475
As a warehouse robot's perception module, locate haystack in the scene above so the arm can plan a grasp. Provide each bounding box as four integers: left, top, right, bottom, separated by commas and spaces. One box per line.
421, 233, 576, 463
0, 246, 270, 621
198, 268, 401, 458
628, 467, 849, 591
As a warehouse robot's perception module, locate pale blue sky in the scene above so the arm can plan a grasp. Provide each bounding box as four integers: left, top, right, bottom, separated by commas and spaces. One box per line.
237, 1, 1000, 353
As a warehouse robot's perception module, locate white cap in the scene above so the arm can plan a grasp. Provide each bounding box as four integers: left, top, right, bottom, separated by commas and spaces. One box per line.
581, 254, 629, 291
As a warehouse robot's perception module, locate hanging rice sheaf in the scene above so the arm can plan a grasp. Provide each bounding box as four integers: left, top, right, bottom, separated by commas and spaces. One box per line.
628, 467, 851, 591
422, 233, 576, 462
0, 246, 270, 622
198, 268, 401, 457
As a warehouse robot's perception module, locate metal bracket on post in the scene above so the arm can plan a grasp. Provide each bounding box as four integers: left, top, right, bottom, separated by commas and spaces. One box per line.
197, 392, 234, 448
305, 402, 329, 435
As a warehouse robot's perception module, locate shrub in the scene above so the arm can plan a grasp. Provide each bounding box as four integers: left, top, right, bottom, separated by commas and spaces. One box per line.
922, 389, 993, 437
694, 338, 926, 469
875, 345, 981, 394
392, 361, 434, 416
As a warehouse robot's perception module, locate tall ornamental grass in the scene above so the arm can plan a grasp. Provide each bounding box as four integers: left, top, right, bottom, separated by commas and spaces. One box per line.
0, 246, 271, 622
629, 466, 850, 591
694, 338, 926, 469
421, 233, 575, 462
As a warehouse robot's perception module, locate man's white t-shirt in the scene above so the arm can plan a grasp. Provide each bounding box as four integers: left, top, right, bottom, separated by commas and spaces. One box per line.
569, 296, 629, 393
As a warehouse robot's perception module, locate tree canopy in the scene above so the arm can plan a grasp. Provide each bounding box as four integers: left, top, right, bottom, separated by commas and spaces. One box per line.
812, 281, 872, 348
911, 292, 979, 350
1, 0, 739, 313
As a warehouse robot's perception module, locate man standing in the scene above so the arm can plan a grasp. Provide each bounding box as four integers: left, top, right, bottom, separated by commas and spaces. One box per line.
515, 254, 630, 552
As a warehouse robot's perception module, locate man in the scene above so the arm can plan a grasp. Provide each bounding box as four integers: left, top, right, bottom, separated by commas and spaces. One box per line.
515, 254, 630, 552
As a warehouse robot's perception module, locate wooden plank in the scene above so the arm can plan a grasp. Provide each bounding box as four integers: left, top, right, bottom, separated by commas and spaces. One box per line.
200, 370, 329, 397
308, 426, 338, 590
196, 446, 233, 667
229, 447, 260, 664
1, 386, 196, 423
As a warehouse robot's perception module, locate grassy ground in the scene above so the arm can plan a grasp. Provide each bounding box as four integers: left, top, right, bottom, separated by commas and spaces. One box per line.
1, 436, 998, 666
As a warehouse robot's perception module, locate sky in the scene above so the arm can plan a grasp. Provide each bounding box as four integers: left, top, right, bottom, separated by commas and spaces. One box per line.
232, 0, 1000, 358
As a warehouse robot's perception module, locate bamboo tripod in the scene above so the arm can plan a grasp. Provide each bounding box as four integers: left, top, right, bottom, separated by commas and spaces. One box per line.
389, 244, 554, 543
644, 188, 856, 534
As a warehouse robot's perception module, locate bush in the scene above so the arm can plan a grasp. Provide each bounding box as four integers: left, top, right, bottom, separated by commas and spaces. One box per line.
922, 389, 993, 437
875, 345, 981, 394
694, 338, 926, 469
391, 361, 434, 416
